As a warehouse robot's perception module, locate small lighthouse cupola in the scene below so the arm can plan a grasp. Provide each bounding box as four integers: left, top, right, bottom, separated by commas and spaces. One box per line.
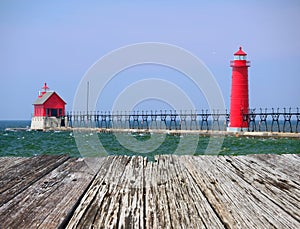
39, 82, 50, 97
228, 46, 251, 132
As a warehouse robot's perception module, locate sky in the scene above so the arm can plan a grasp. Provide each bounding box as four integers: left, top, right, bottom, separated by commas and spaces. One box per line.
0, 0, 299, 120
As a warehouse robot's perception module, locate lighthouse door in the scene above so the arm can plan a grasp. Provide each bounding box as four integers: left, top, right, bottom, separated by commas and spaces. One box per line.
50, 109, 58, 117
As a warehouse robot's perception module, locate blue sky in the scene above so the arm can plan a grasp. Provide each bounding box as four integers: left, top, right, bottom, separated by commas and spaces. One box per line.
0, 0, 299, 119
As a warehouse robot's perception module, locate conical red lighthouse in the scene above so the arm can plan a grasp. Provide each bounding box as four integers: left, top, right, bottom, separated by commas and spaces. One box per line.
228, 47, 251, 132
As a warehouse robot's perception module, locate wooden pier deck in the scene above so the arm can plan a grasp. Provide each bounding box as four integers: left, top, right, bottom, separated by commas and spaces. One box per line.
0, 154, 299, 228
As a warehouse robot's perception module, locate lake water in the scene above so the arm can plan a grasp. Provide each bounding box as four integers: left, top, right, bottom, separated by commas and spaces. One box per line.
0, 120, 299, 159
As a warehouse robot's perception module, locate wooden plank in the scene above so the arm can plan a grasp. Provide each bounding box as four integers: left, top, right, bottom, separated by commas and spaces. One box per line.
67, 155, 225, 228
0, 157, 28, 173
149, 155, 225, 228
145, 156, 173, 228
0, 155, 69, 206
183, 156, 238, 227
0, 157, 95, 228
66, 156, 132, 228
183, 155, 300, 228
249, 154, 300, 181
221, 154, 300, 221
173, 156, 225, 228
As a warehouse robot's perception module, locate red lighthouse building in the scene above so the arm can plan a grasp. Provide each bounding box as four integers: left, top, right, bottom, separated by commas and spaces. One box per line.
31, 83, 66, 130
228, 47, 251, 132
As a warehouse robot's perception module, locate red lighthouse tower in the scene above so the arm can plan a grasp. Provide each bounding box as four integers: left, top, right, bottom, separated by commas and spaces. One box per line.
228, 47, 251, 132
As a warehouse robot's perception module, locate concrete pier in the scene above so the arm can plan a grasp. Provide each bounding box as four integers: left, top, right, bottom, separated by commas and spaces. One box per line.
36, 127, 300, 139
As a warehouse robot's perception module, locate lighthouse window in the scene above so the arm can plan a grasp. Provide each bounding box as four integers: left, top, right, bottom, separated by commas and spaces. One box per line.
234, 55, 246, 60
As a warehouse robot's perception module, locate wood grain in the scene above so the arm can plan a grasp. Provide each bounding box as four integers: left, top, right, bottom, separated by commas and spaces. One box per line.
0, 154, 299, 228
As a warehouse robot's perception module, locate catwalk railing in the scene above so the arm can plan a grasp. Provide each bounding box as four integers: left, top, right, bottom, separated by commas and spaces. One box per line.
61, 108, 300, 133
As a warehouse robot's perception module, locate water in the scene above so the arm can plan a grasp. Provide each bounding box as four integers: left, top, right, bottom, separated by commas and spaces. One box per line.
0, 121, 299, 158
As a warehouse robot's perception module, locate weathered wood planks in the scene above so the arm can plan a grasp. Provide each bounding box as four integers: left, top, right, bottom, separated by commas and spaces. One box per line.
67, 154, 300, 228
183, 155, 300, 228
0, 154, 299, 228
0, 155, 69, 207
0, 155, 95, 228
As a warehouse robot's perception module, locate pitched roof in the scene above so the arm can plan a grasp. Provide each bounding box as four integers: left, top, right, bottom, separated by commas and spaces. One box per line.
234, 46, 247, 56
33, 91, 66, 105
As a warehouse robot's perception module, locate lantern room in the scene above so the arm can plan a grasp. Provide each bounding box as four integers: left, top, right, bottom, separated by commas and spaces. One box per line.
233, 47, 247, 60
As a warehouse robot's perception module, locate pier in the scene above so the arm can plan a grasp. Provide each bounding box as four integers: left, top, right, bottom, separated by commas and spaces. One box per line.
0, 154, 299, 228
25, 108, 300, 138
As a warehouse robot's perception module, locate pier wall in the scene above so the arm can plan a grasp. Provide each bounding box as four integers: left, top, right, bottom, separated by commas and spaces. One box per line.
30, 116, 65, 130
